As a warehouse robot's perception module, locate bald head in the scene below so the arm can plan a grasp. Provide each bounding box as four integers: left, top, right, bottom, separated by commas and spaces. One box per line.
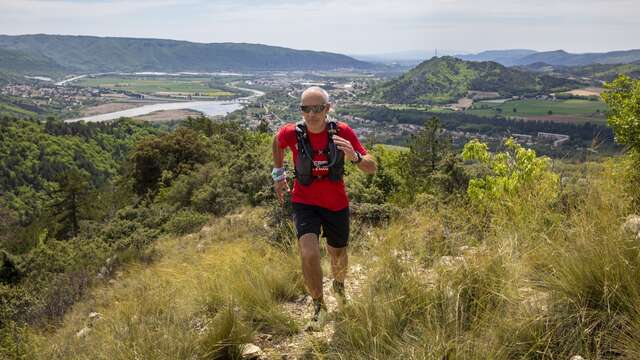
301, 86, 330, 105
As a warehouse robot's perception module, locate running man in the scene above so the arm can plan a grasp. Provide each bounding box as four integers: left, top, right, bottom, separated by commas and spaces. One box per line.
272, 86, 377, 331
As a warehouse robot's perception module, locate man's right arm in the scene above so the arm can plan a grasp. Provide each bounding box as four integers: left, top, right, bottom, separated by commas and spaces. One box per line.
272, 135, 285, 168
272, 135, 289, 205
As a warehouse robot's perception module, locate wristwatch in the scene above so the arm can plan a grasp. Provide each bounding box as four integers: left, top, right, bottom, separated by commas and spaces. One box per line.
271, 167, 286, 182
351, 151, 363, 164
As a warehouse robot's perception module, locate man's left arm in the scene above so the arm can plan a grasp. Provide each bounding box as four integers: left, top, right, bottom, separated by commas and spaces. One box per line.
332, 134, 377, 175
354, 153, 377, 174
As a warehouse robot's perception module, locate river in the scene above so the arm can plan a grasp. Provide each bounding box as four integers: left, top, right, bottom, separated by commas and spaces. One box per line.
64, 86, 264, 123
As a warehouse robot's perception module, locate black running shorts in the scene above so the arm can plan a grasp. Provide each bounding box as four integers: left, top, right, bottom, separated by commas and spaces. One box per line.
292, 202, 350, 248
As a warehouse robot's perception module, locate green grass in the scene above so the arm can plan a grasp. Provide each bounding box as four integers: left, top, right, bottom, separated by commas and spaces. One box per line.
467, 98, 608, 122
74, 76, 234, 96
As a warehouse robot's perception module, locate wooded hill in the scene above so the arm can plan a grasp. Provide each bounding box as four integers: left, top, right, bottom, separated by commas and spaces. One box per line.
369, 56, 581, 105
0, 48, 67, 76
0, 34, 375, 74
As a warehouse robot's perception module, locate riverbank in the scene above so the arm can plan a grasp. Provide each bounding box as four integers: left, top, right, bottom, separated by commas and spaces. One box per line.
64, 82, 264, 123
80, 102, 145, 116
132, 109, 203, 122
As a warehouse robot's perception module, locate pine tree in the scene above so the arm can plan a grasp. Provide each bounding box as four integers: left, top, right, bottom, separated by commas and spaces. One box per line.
403, 117, 452, 193
51, 169, 91, 239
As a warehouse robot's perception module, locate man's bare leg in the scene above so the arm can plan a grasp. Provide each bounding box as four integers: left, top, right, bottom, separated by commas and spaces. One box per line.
327, 244, 348, 309
327, 244, 348, 283
298, 233, 323, 300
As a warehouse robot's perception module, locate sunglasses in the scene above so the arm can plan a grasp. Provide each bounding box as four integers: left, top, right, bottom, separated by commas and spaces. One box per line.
300, 104, 327, 113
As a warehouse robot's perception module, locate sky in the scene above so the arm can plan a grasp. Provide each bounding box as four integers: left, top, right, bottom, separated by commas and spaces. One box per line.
0, 0, 638, 56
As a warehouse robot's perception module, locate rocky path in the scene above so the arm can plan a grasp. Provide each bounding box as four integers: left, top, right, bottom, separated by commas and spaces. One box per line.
255, 263, 368, 359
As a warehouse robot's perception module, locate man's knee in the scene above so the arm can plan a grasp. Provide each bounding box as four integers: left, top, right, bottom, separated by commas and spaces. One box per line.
299, 233, 320, 261
327, 244, 347, 260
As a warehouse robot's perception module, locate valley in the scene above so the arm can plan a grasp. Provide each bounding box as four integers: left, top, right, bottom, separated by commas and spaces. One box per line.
1, 35, 637, 158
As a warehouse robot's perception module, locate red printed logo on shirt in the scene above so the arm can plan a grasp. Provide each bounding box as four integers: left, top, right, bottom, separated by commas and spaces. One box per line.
312, 160, 329, 177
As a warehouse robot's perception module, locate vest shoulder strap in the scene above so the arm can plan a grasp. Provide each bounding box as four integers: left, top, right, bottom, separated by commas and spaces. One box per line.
294, 120, 340, 149
295, 120, 307, 138
327, 119, 339, 136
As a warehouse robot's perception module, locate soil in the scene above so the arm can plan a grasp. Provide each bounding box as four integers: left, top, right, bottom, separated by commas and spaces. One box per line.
133, 109, 204, 122
80, 102, 143, 116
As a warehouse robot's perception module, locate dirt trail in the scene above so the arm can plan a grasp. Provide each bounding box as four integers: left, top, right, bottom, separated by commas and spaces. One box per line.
258, 263, 368, 359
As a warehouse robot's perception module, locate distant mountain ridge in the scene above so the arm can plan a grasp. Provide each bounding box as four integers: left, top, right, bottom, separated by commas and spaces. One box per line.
458, 49, 640, 67
456, 50, 538, 66
369, 56, 581, 105
0, 34, 374, 74
517, 61, 640, 82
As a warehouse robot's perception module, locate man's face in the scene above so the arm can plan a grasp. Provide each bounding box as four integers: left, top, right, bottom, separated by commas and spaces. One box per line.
301, 92, 329, 126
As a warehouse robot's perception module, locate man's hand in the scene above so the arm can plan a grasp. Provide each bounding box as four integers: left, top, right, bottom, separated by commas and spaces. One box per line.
332, 135, 357, 162
274, 179, 290, 205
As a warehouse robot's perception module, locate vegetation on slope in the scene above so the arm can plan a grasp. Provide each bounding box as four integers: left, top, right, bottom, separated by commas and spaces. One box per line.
370, 56, 581, 105
2, 75, 640, 359
0, 48, 67, 76
514, 49, 640, 66
459, 49, 640, 67
0, 100, 38, 119
10, 134, 640, 359
0, 34, 374, 73
566, 61, 640, 82
519, 61, 640, 82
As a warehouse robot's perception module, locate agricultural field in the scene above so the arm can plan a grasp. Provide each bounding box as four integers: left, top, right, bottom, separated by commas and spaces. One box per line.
0, 100, 37, 118
385, 104, 432, 111
467, 98, 608, 123
74, 76, 235, 97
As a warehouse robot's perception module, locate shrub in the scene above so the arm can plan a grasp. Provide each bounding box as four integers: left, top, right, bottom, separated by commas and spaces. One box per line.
349, 202, 400, 226
0, 320, 35, 360
164, 209, 209, 236
602, 75, 640, 210
264, 196, 296, 248
128, 127, 210, 196
462, 138, 559, 212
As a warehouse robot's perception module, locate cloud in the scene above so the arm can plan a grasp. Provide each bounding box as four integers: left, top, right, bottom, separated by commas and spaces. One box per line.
0, 0, 192, 17
0, 0, 637, 54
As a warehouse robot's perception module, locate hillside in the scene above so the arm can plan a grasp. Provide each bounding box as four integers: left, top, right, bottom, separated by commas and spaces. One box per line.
458, 49, 640, 67
12, 149, 640, 359
0, 47, 67, 75
516, 61, 640, 82
4, 86, 640, 357
0, 34, 374, 73
515, 49, 640, 66
369, 56, 581, 105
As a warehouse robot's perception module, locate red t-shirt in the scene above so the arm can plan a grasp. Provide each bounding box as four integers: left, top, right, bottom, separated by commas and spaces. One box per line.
277, 121, 367, 211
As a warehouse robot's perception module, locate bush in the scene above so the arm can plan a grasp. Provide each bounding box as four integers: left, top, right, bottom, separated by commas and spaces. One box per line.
264, 196, 296, 248
602, 76, 640, 210
128, 127, 210, 196
462, 137, 559, 212
0, 320, 35, 360
164, 209, 209, 236
350, 202, 400, 226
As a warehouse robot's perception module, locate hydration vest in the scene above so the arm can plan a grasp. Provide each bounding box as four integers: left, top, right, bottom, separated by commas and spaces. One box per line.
294, 120, 345, 186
